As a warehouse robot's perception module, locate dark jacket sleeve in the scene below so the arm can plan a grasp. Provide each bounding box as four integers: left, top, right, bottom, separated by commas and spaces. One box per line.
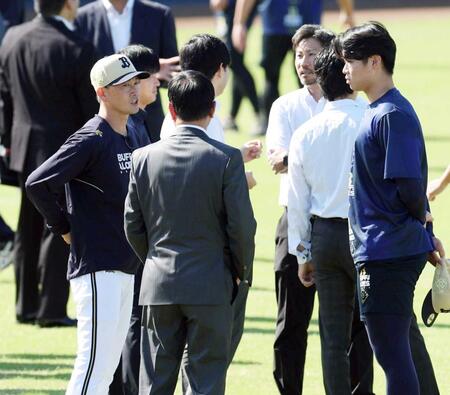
0, 55, 13, 147
124, 153, 148, 263
25, 132, 96, 235
223, 149, 257, 283
159, 7, 178, 58
74, 42, 99, 122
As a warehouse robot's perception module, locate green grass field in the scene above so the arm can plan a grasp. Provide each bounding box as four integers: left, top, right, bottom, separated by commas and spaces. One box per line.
1, 8, 450, 394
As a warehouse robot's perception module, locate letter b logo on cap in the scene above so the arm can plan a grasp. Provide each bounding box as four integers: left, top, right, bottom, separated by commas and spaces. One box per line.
119, 57, 131, 68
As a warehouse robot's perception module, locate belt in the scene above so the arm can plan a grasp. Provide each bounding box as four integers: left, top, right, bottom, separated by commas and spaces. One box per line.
311, 215, 348, 223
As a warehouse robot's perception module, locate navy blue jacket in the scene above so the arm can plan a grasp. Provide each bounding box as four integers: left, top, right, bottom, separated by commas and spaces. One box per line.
26, 115, 150, 279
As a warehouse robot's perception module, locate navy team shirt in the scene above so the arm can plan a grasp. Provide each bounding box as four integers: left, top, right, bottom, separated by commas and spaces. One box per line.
26, 115, 150, 279
348, 88, 434, 263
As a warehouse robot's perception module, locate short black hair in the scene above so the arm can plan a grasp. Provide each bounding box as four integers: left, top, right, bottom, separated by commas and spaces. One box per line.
334, 21, 396, 75
168, 70, 215, 122
36, 0, 66, 16
314, 45, 353, 101
292, 24, 335, 50
119, 45, 160, 74
180, 34, 230, 80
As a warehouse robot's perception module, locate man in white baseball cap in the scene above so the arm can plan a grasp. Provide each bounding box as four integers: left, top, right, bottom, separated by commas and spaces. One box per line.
25, 53, 151, 394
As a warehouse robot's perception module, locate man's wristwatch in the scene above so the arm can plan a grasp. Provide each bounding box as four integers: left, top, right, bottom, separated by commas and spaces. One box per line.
282, 154, 288, 167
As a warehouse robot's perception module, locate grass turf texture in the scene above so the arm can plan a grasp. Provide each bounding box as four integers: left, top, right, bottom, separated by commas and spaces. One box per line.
1, 9, 450, 394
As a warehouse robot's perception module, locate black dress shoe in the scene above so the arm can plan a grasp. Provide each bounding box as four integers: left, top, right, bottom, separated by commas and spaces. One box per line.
16, 314, 36, 325
37, 316, 77, 328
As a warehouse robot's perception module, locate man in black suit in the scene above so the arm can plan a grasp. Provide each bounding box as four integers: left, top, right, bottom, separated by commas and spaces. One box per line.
124, 70, 257, 395
75, 0, 179, 138
0, 0, 98, 326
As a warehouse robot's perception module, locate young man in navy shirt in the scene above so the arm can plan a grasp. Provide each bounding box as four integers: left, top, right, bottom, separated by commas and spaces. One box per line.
109, 44, 160, 395
25, 54, 150, 394
335, 22, 445, 395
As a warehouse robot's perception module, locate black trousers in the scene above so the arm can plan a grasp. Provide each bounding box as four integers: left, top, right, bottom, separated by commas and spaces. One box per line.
273, 211, 316, 395
0, 214, 14, 241
261, 34, 301, 122
273, 211, 374, 395
14, 174, 69, 320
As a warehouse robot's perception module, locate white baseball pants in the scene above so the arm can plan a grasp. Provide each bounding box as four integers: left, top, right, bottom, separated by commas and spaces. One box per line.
66, 270, 134, 395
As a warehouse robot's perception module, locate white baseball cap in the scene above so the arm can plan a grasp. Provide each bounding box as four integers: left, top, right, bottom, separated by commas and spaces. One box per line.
90, 54, 150, 90
421, 258, 450, 327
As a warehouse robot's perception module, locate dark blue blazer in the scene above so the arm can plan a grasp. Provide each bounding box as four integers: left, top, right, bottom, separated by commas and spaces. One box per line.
75, 0, 178, 140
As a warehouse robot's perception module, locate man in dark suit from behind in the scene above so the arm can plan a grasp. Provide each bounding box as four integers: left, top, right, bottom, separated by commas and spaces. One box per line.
124, 70, 257, 395
0, 0, 98, 326
75, 0, 179, 139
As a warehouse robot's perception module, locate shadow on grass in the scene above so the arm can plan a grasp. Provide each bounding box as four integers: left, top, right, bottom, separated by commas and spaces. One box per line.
0, 354, 72, 382
0, 390, 64, 394
244, 327, 320, 336
230, 360, 261, 365
0, 371, 70, 381
246, 316, 276, 324
250, 286, 273, 293
425, 135, 450, 142
428, 165, 448, 173
0, 388, 65, 395
5, 354, 74, 360
254, 256, 274, 264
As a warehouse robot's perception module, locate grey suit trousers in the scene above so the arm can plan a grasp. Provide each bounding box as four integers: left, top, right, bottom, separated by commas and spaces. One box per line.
139, 303, 232, 395
181, 281, 250, 394
311, 217, 356, 395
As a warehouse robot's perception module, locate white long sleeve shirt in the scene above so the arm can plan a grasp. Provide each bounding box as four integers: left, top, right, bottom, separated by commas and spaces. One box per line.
266, 88, 326, 207
160, 101, 225, 143
287, 98, 367, 264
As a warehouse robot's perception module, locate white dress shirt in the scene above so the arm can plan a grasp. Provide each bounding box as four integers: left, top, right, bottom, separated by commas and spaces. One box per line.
101, 0, 135, 52
52, 15, 75, 31
287, 97, 367, 264
160, 101, 225, 143
266, 87, 326, 207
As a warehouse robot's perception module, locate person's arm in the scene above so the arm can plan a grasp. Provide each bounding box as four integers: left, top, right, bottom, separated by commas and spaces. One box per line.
75, 43, 99, 122
427, 164, 450, 201
0, 53, 13, 150
287, 130, 314, 286
25, 132, 97, 238
337, 0, 355, 28
266, 98, 290, 175
395, 178, 426, 223
210, 0, 228, 12
232, 0, 257, 53
223, 148, 257, 282
157, 7, 180, 84
124, 154, 148, 263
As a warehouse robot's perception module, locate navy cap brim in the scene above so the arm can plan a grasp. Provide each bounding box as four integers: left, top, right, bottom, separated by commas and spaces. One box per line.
111, 71, 150, 86
421, 289, 438, 327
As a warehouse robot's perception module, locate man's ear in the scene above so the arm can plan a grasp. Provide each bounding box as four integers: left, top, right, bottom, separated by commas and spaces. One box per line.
96, 87, 107, 101
208, 100, 216, 118
168, 101, 177, 121
370, 55, 382, 70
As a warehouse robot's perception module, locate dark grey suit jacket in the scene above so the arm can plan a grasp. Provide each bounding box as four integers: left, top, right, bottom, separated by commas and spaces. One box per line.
124, 126, 256, 306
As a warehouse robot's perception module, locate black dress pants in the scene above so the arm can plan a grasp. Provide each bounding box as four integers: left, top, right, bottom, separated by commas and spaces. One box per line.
14, 174, 69, 321
273, 211, 316, 395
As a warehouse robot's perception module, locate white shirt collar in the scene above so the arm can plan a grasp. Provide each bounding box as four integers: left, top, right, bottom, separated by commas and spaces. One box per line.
323, 98, 361, 112
101, 0, 135, 15
51, 15, 75, 31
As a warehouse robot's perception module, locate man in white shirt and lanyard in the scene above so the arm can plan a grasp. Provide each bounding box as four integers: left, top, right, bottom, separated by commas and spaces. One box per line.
287, 46, 366, 395
265, 24, 333, 395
